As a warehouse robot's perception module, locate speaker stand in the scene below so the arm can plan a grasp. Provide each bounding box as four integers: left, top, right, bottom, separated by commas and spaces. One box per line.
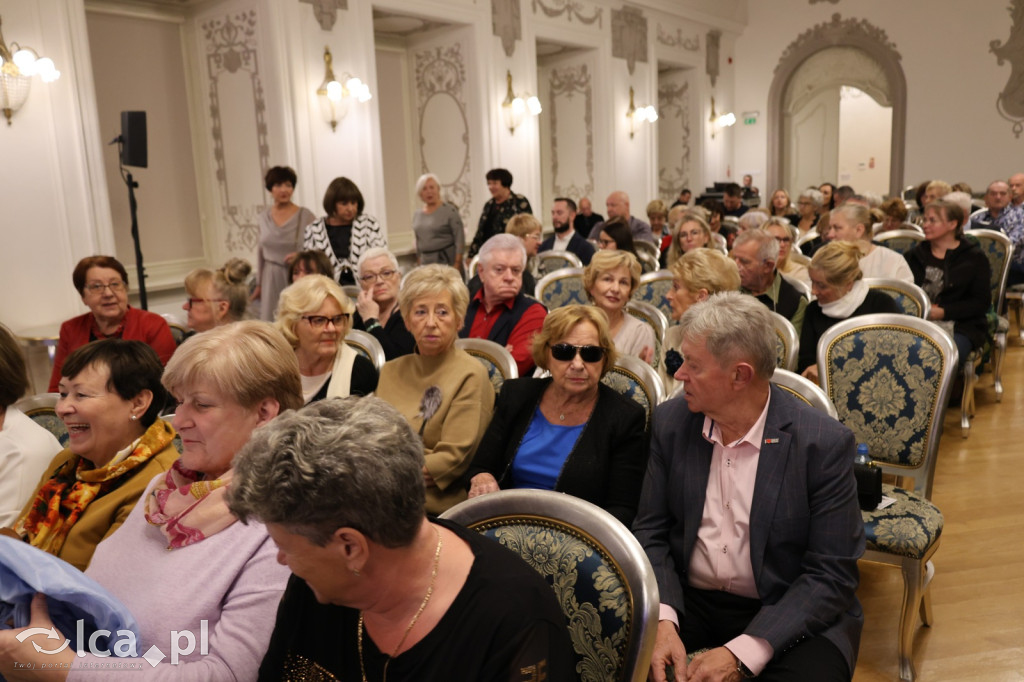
123, 170, 148, 310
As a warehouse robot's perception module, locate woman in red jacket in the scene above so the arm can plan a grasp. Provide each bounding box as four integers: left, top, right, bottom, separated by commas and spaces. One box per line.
48, 256, 175, 391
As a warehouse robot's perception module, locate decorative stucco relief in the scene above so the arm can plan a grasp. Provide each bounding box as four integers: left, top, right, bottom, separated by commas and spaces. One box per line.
548, 63, 593, 200
658, 77, 691, 201
657, 26, 699, 52
775, 13, 901, 74
990, 0, 1024, 137
612, 7, 647, 75
415, 44, 472, 226
706, 30, 720, 87
299, 0, 347, 31
531, 0, 602, 27
202, 10, 268, 253
492, 0, 521, 57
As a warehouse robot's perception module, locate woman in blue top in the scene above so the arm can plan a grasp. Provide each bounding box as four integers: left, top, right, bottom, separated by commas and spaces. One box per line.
467, 305, 648, 526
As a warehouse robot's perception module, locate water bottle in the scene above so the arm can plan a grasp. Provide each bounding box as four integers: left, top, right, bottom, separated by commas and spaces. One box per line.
855, 443, 871, 465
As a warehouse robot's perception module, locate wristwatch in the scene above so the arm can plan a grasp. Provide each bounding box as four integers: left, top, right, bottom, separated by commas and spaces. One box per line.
735, 659, 756, 679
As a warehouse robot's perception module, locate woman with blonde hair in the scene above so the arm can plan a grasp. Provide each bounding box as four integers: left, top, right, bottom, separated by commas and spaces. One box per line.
182, 258, 252, 333
799, 241, 901, 382
468, 305, 647, 526
660, 249, 741, 393
275, 274, 377, 402
376, 264, 494, 514
647, 199, 672, 256
583, 250, 654, 364
768, 188, 801, 223
827, 203, 914, 282
665, 213, 713, 268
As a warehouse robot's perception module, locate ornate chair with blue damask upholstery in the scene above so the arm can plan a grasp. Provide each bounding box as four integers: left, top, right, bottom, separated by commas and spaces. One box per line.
632, 270, 674, 321
633, 241, 661, 274
537, 250, 583, 276
624, 300, 668, 371
817, 314, 957, 682
454, 337, 518, 396
536, 267, 588, 310
769, 311, 798, 371
600, 355, 664, 427
875, 229, 924, 257
770, 368, 837, 419
440, 489, 659, 682
14, 393, 68, 448
344, 329, 386, 371
864, 278, 931, 319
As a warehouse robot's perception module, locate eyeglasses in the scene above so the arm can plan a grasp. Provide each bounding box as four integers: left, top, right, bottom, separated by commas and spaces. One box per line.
680, 229, 705, 239
302, 314, 349, 329
184, 297, 225, 309
359, 269, 397, 283
549, 343, 604, 363
598, 238, 616, 247
773, 236, 792, 244
84, 281, 126, 294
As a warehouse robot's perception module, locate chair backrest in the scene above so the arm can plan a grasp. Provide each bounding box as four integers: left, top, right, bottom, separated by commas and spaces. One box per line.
467, 254, 481, 280
770, 368, 837, 419
624, 300, 668, 370
817, 314, 958, 499
536, 250, 583, 276
160, 314, 188, 346
160, 414, 184, 453
342, 284, 361, 300
966, 229, 1013, 311
795, 229, 818, 250
633, 240, 661, 273
535, 267, 588, 309
14, 393, 67, 447
454, 337, 519, 394
710, 232, 728, 254
769, 311, 799, 371
782, 274, 811, 301
600, 354, 664, 426
874, 229, 924, 256
344, 329, 386, 371
632, 269, 675, 321
864, 277, 931, 319
440, 489, 658, 682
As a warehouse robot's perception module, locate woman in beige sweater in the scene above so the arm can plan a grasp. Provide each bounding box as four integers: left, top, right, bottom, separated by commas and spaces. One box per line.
376, 265, 494, 514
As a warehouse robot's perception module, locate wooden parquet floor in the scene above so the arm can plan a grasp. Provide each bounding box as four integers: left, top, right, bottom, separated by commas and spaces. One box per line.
852, 335, 1024, 682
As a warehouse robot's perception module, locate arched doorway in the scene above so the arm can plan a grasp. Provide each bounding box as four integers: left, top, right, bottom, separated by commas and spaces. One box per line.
766, 14, 906, 197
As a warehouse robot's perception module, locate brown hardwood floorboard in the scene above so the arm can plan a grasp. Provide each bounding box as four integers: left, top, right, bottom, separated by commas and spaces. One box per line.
852, 337, 1024, 681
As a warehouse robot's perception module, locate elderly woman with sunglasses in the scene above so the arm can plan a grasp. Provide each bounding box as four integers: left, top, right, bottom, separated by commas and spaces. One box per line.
352, 248, 415, 360
275, 275, 377, 403
468, 305, 648, 527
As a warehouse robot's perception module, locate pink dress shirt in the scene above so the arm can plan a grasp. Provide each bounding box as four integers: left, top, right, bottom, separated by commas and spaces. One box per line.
660, 393, 775, 675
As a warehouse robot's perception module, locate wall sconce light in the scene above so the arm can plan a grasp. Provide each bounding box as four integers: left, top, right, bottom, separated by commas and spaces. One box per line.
501, 70, 541, 135
316, 46, 371, 132
626, 86, 657, 139
709, 96, 735, 140
0, 15, 61, 126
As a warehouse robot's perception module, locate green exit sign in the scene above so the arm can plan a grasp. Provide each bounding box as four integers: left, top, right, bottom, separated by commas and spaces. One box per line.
743, 116, 757, 125
742, 111, 759, 125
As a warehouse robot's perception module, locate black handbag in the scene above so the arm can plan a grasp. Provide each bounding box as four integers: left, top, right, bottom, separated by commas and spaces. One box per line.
854, 462, 882, 511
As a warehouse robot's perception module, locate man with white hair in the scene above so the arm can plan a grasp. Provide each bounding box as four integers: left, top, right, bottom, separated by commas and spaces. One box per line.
634, 291, 864, 682
459, 234, 547, 375
587, 191, 656, 244
970, 180, 1016, 231
732, 230, 807, 334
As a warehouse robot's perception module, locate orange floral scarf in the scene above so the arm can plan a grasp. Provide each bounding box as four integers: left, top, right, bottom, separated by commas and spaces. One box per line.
144, 461, 236, 549
14, 419, 176, 555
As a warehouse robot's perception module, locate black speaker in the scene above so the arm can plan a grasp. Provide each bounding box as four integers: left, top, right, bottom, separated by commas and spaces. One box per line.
120, 111, 147, 168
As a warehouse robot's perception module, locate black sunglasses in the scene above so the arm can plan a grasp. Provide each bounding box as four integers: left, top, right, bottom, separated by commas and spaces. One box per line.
549, 343, 604, 363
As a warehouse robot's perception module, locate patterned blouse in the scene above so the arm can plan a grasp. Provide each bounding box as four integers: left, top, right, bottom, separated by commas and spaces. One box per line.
469, 193, 533, 256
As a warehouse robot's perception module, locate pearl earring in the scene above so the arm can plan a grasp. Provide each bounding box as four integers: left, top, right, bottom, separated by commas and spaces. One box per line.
130, 415, 138, 421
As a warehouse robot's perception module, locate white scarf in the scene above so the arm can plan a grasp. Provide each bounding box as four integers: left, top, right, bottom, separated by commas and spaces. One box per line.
820, 279, 869, 319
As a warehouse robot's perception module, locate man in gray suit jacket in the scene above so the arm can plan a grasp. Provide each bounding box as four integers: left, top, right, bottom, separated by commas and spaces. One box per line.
633, 292, 864, 682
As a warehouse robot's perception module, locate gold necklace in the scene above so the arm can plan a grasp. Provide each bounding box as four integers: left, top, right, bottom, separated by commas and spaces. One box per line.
358, 527, 443, 682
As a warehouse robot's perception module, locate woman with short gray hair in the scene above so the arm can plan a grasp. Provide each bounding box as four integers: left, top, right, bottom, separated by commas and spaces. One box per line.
413, 173, 465, 272
230, 397, 574, 681
353, 247, 414, 360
